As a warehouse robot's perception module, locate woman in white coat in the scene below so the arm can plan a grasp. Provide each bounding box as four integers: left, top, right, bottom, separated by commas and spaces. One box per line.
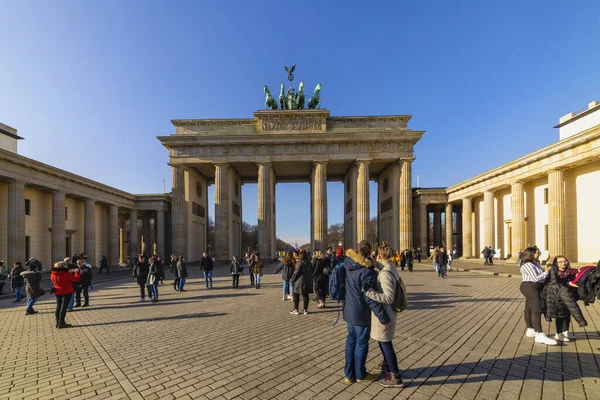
365, 241, 404, 388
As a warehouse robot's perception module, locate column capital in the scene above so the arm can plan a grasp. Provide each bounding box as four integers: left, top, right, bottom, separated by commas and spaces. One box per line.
256, 161, 272, 167
214, 162, 230, 168
511, 180, 526, 186
399, 157, 416, 163
547, 168, 565, 175
313, 160, 329, 166
84, 198, 96, 205
356, 158, 372, 165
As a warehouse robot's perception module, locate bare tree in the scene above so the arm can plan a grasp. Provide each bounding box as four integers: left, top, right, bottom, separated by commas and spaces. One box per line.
327, 223, 344, 248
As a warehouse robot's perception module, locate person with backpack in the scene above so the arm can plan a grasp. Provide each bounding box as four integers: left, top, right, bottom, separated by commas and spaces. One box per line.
365, 241, 405, 388
341, 240, 391, 384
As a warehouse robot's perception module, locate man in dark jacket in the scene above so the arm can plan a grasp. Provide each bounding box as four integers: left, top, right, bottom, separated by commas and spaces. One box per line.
342, 240, 391, 383
75, 257, 92, 307
435, 247, 449, 278
482, 246, 491, 265
98, 255, 109, 274
200, 252, 214, 289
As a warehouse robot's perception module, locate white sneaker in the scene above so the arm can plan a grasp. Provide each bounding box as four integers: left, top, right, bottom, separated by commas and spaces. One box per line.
303, 310, 308, 315
564, 331, 576, 340
535, 333, 557, 345
554, 333, 568, 342
290, 310, 299, 315
282, 297, 287, 301
525, 328, 535, 338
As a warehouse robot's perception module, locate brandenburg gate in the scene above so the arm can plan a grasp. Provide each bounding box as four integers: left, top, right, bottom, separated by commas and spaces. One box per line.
158, 69, 424, 261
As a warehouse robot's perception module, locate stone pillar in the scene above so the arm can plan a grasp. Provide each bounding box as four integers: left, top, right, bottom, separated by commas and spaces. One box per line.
312, 161, 328, 250
119, 217, 126, 264
510, 182, 525, 259
142, 213, 151, 256
548, 170, 565, 257
51, 191, 66, 264
356, 159, 370, 245
7, 181, 25, 268
129, 210, 138, 264
483, 190, 494, 248
258, 162, 274, 258
84, 199, 96, 266
419, 204, 428, 255
462, 198, 473, 258
433, 208, 442, 245
109, 205, 119, 266
171, 166, 186, 257
156, 209, 165, 258
399, 158, 413, 250
445, 203, 453, 252
215, 163, 230, 261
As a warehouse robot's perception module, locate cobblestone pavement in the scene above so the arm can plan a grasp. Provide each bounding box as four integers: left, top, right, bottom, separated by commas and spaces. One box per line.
1, 263, 600, 400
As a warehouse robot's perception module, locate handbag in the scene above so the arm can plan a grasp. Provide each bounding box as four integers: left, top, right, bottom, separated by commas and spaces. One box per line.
36, 288, 46, 297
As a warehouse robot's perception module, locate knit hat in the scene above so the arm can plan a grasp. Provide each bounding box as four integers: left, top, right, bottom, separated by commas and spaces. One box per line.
336, 247, 344, 258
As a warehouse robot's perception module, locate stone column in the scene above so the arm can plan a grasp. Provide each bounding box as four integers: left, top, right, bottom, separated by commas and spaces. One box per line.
399, 158, 413, 250
84, 199, 96, 266
7, 181, 25, 268
215, 163, 230, 261
51, 191, 66, 264
156, 209, 165, 258
129, 210, 138, 264
257, 162, 274, 258
483, 190, 494, 248
356, 159, 370, 245
433, 207, 442, 245
419, 204, 428, 255
119, 217, 126, 264
312, 161, 328, 250
109, 205, 119, 266
510, 182, 525, 259
171, 166, 186, 257
445, 203, 453, 252
142, 213, 151, 256
548, 170, 565, 257
462, 198, 473, 258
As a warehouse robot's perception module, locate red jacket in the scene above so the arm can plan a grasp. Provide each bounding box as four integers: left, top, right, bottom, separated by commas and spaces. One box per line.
50, 266, 80, 295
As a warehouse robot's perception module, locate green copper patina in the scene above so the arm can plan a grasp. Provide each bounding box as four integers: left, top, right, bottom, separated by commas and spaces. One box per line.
307, 83, 322, 109
263, 66, 321, 110
264, 85, 277, 110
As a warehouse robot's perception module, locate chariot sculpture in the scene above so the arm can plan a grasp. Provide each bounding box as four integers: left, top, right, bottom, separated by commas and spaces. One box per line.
263, 65, 322, 110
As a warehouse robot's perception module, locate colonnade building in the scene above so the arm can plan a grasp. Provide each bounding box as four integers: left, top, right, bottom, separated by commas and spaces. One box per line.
415, 100, 600, 263
0, 122, 170, 269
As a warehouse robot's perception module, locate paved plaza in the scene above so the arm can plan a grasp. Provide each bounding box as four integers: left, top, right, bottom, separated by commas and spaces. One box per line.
1, 262, 600, 400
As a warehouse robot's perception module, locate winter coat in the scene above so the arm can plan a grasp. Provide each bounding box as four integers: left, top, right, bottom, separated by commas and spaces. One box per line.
435, 251, 449, 267
133, 261, 149, 285
50, 265, 80, 295
200, 256, 214, 271
405, 251, 413, 264
365, 260, 399, 342
312, 258, 329, 292
100, 257, 108, 269
79, 266, 93, 287
252, 259, 264, 276
576, 264, 600, 305
177, 261, 188, 278
21, 270, 44, 300
543, 266, 588, 327
291, 259, 313, 295
0, 266, 7, 282
156, 261, 165, 280
9, 265, 25, 289
276, 260, 295, 280
230, 260, 241, 275
147, 262, 160, 285
342, 249, 390, 327
170, 258, 179, 278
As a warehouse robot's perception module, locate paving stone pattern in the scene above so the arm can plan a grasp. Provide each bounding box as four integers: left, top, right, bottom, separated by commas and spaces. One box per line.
1, 262, 600, 400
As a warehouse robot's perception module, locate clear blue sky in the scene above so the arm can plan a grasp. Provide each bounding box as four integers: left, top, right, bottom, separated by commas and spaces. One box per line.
1, 1, 599, 245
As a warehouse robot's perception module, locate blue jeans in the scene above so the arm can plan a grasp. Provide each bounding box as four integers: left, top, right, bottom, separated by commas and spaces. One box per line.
254, 274, 261, 286
438, 264, 447, 277
178, 277, 186, 291
344, 323, 371, 380
26, 297, 38, 312
282, 280, 294, 296
68, 292, 75, 310
12, 287, 23, 301
378, 341, 400, 375
203, 271, 213, 287
149, 283, 159, 299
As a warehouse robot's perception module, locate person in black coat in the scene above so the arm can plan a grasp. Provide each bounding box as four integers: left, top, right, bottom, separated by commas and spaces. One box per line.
98, 255, 109, 274
177, 256, 188, 291
230, 256, 241, 289
312, 250, 329, 308
405, 249, 414, 272
21, 263, 43, 315
435, 247, 449, 278
200, 252, 214, 289
275, 251, 296, 299
169, 255, 179, 291
8, 262, 25, 303
75, 257, 92, 307
133, 255, 150, 302
290, 250, 313, 314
